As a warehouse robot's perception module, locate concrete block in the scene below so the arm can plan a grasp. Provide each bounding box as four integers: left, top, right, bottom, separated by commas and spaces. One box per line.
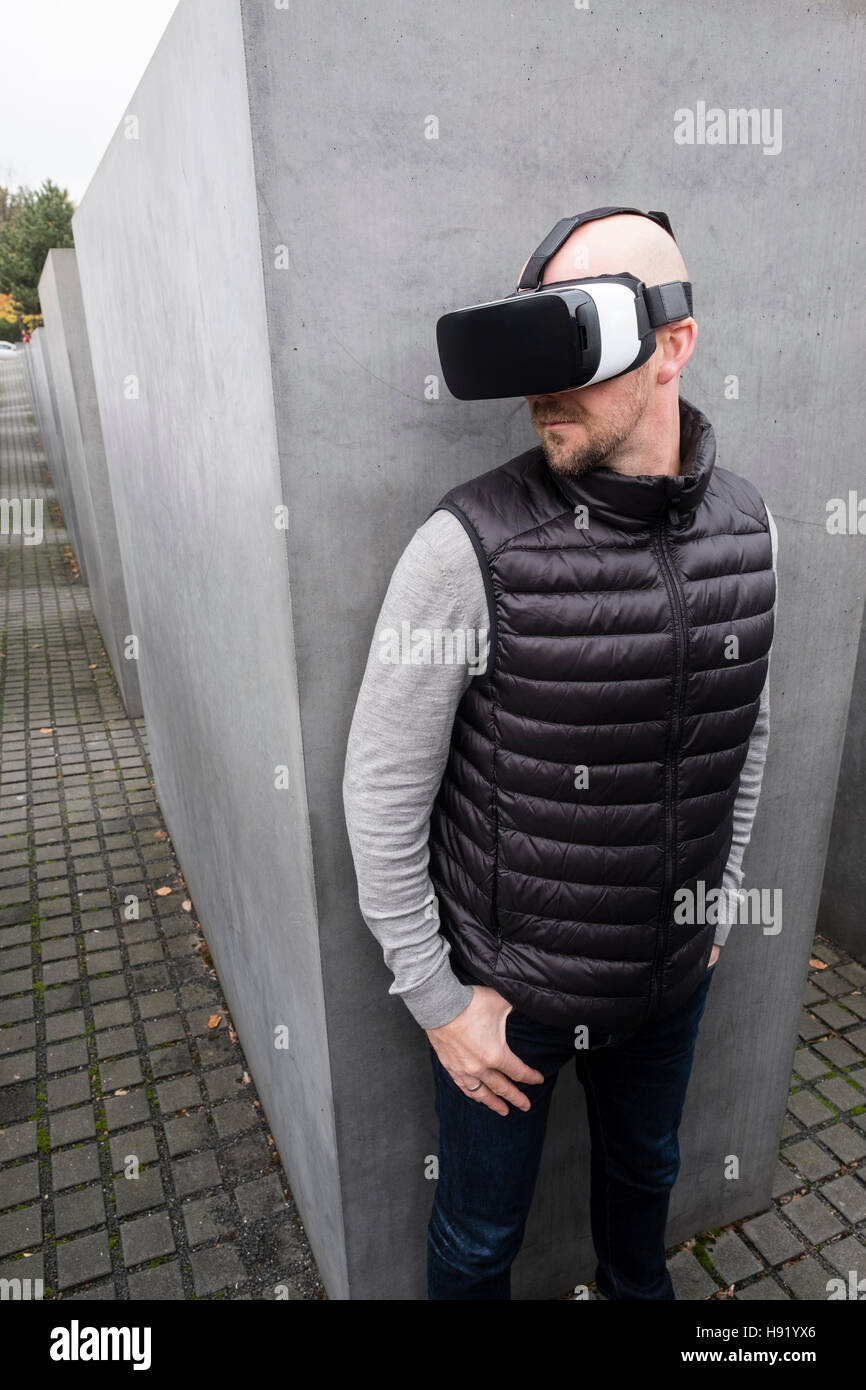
818, 615, 866, 965
71, 0, 866, 1299
37, 250, 142, 717
26, 327, 88, 581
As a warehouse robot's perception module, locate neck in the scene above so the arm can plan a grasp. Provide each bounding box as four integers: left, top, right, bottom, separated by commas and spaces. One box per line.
605, 384, 682, 478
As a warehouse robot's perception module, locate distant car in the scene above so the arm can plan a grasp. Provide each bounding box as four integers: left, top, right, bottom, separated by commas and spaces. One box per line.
0, 341, 20, 354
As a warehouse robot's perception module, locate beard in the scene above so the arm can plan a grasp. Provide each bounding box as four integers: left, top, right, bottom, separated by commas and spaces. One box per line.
530, 361, 653, 479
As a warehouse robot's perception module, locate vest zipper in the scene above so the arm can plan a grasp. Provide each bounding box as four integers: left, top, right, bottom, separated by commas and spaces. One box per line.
491, 716, 503, 954
648, 512, 690, 1019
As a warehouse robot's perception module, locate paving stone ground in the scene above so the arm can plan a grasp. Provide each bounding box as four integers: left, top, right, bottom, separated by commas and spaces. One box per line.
0, 356, 325, 1300
656, 936, 866, 1303
2, 354, 865, 1301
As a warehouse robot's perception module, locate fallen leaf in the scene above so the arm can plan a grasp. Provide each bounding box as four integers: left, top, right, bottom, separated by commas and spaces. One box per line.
39, 727, 54, 734
207, 1014, 222, 1030
809, 958, 828, 969
182, 900, 191, 912
154, 830, 167, 840
114, 1089, 128, 1096
156, 887, 172, 897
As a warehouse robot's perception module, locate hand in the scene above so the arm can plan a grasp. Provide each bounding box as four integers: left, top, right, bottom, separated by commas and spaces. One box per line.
708, 944, 721, 970
426, 986, 545, 1116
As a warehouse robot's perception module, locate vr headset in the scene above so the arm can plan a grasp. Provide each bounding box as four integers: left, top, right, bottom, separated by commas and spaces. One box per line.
436, 205, 693, 400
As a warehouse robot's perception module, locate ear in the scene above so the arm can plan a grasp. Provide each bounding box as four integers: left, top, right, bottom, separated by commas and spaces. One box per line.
656, 318, 697, 385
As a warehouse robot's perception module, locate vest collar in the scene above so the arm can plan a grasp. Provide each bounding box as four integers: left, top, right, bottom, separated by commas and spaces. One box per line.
543, 394, 716, 528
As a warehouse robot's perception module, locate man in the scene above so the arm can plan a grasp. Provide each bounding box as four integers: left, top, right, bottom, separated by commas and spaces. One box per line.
343, 208, 777, 1300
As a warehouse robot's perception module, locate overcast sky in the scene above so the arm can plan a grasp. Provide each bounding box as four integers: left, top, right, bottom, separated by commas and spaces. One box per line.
1, 0, 180, 205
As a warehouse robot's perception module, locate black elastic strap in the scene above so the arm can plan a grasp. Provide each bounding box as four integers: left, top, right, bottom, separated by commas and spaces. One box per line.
643, 280, 693, 325
517, 205, 678, 291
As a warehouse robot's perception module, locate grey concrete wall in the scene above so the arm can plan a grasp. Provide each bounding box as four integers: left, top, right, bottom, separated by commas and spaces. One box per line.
26, 326, 88, 582
23, 335, 58, 512
72, 0, 866, 1299
28, 332, 65, 552
23, 333, 55, 473
23, 338, 45, 438
817, 613, 866, 965
38, 250, 143, 718
20, 340, 34, 409
72, 0, 346, 1298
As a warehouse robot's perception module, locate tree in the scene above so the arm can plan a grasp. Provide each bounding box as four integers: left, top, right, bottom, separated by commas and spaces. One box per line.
0, 179, 76, 321
0, 185, 25, 227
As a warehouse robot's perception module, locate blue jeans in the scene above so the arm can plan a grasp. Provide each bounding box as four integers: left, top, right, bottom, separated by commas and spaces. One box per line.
427, 964, 716, 1300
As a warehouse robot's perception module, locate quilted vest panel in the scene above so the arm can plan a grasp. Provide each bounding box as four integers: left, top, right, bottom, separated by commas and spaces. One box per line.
427, 396, 775, 1033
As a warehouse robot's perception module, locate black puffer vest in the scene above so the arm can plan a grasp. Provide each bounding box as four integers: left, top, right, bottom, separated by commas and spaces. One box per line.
427, 396, 775, 1033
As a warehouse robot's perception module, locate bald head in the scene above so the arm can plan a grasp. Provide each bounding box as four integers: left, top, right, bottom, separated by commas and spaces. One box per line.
522, 210, 698, 482
518, 212, 689, 291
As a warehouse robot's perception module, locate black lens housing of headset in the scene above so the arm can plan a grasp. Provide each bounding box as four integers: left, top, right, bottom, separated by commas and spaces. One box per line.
435, 206, 693, 401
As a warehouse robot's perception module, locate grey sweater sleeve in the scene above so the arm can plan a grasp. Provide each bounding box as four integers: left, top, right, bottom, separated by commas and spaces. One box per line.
711, 503, 778, 945
343, 502, 778, 1028
342, 511, 484, 1030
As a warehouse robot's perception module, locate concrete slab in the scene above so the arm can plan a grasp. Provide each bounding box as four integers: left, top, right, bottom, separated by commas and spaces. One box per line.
26, 327, 89, 581
818, 616, 866, 965
37, 250, 142, 717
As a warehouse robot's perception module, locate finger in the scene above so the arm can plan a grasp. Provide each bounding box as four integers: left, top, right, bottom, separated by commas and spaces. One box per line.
498, 1046, 545, 1087
460, 1079, 509, 1117
476, 1068, 536, 1112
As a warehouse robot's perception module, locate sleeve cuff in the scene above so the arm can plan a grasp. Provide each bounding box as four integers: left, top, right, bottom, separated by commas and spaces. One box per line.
397, 957, 476, 1030
712, 886, 743, 947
